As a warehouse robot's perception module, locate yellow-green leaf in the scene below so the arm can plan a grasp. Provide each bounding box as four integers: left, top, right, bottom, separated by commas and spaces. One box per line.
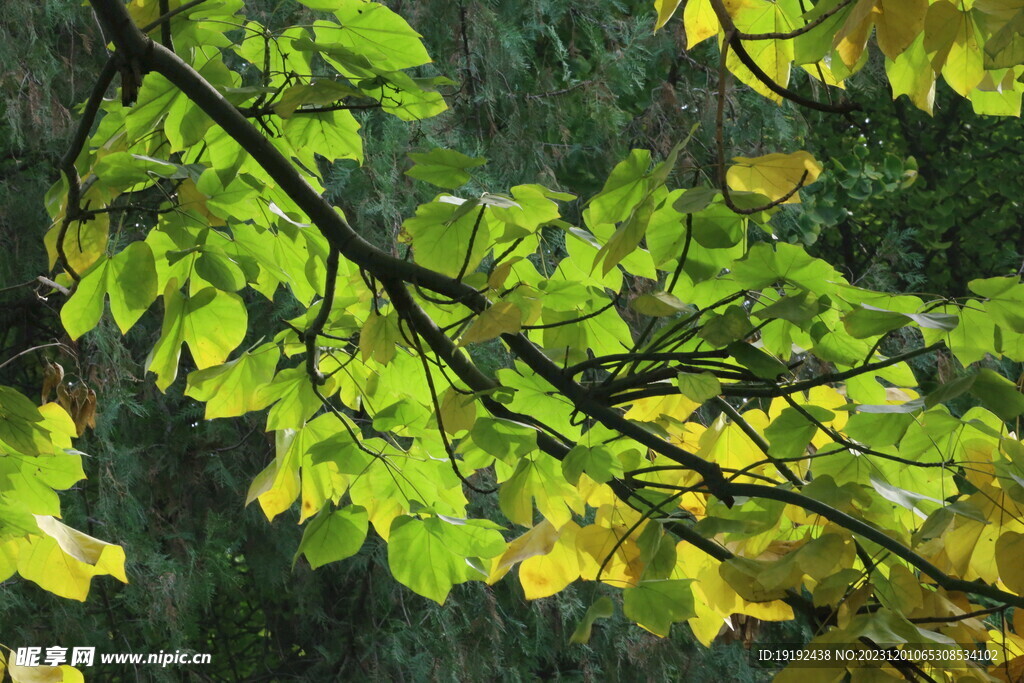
460, 302, 522, 345
726, 151, 822, 204
17, 516, 127, 601
359, 309, 401, 364
146, 282, 249, 391
655, 0, 684, 32
439, 386, 477, 434
569, 596, 615, 644
185, 344, 281, 419
297, 505, 368, 569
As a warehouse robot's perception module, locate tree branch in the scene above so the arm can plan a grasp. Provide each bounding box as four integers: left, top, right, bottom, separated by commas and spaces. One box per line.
56, 57, 118, 281
708, 0, 857, 114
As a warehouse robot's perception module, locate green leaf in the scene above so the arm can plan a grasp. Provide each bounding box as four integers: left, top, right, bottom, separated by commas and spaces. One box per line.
690, 202, 746, 248
258, 366, 332, 431
970, 369, 1024, 421
325, 1, 433, 71
61, 242, 158, 339
676, 372, 721, 403
622, 580, 695, 637
843, 304, 958, 338
869, 473, 942, 518
765, 407, 819, 460
185, 344, 281, 419
470, 418, 537, 461
728, 342, 789, 379
586, 149, 652, 226
843, 412, 913, 447
592, 194, 655, 275
753, 289, 822, 324
405, 148, 485, 189
285, 109, 363, 166
359, 309, 401, 364
630, 291, 694, 317
569, 596, 615, 644
672, 186, 718, 213
296, 505, 368, 570
402, 199, 493, 278
561, 445, 620, 485
146, 283, 248, 391
699, 306, 752, 347
387, 515, 505, 604
499, 454, 582, 527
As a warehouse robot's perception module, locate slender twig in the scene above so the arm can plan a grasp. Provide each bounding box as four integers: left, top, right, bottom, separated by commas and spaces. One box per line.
595, 491, 682, 585
0, 343, 70, 372
57, 57, 118, 282
522, 293, 621, 330
141, 0, 209, 33
403, 319, 496, 494
708, 0, 858, 114
456, 206, 486, 282
909, 605, 1008, 625
714, 397, 805, 485
304, 249, 340, 385
564, 350, 730, 376
732, 0, 854, 41
238, 101, 383, 118
780, 394, 950, 469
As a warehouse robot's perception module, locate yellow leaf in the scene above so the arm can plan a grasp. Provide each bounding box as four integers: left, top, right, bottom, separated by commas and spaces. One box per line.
683, 0, 719, 46
725, 1, 797, 102
801, 61, 846, 89
873, 0, 927, 61
576, 523, 643, 587
8, 663, 64, 683
726, 151, 822, 204
996, 531, 1024, 594
489, 520, 559, 583
735, 598, 794, 622
890, 564, 924, 612
16, 517, 127, 601
246, 436, 301, 522
654, 0, 684, 32
834, 0, 877, 68
487, 259, 516, 289
687, 599, 729, 647
519, 521, 581, 599
58, 668, 84, 683
623, 393, 700, 423
460, 302, 522, 345
439, 386, 477, 435
697, 413, 766, 476
941, 486, 1024, 583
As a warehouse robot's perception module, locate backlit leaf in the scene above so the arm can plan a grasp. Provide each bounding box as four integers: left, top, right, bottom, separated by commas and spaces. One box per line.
726, 152, 822, 204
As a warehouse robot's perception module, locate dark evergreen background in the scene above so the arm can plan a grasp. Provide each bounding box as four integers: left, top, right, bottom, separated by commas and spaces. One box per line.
1, 0, 1020, 680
